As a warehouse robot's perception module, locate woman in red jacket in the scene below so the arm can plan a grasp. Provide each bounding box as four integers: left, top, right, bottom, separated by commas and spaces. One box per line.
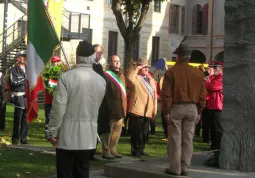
204, 61, 223, 151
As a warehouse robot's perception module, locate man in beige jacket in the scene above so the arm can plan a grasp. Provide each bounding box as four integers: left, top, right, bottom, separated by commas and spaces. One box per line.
127, 58, 157, 157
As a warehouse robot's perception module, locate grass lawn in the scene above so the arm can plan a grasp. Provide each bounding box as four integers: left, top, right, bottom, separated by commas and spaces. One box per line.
0, 104, 209, 178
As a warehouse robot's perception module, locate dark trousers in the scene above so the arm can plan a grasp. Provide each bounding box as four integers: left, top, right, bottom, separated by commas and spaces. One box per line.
161, 111, 168, 137
0, 101, 6, 130
56, 148, 90, 178
90, 141, 98, 160
195, 118, 201, 136
129, 114, 150, 155
121, 114, 129, 137
202, 109, 210, 142
12, 107, 28, 143
44, 104, 52, 126
150, 119, 155, 134
207, 110, 222, 150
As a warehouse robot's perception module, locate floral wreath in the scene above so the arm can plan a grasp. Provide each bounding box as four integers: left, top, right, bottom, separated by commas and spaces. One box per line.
43, 64, 64, 96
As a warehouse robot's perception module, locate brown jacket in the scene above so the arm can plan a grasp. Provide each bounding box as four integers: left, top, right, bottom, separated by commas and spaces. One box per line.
161, 61, 206, 114
105, 69, 127, 119
127, 68, 157, 118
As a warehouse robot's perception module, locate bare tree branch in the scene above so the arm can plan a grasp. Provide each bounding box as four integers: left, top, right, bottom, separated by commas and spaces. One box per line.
112, 0, 127, 38
133, 0, 150, 39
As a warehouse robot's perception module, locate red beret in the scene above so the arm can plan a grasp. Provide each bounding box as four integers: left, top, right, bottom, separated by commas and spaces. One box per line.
51, 56, 61, 63
208, 61, 223, 67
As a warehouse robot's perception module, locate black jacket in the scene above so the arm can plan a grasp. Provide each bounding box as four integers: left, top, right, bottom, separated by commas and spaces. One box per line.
92, 63, 110, 135
9, 63, 26, 92
6, 64, 27, 109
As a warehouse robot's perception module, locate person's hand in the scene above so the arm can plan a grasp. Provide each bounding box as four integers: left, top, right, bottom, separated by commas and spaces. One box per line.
137, 65, 146, 70
48, 137, 58, 147
164, 111, 171, 125
196, 115, 201, 124
207, 68, 214, 76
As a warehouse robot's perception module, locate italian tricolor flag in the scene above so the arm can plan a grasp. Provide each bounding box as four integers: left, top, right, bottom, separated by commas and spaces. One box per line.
26, 0, 59, 123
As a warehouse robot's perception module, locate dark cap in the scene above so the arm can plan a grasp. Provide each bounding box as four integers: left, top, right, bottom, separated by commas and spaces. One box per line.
16, 50, 27, 57
173, 44, 191, 56
76, 40, 95, 57
208, 61, 223, 67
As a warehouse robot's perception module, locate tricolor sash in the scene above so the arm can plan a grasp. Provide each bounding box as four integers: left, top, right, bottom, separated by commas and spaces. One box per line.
105, 70, 126, 97
137, 75, 155, 100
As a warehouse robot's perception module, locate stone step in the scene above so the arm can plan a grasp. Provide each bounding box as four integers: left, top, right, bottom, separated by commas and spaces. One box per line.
104, 152, 255, 178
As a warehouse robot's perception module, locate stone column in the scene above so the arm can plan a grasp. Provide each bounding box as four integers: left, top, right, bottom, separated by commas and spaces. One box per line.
206, 0, 214, 62
220, 0, 255, 172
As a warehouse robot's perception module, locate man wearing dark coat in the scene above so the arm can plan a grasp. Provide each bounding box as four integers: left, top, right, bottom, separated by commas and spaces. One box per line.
101, 55, 126, 159
5, 51, 29, 144
90, 44, 110, 160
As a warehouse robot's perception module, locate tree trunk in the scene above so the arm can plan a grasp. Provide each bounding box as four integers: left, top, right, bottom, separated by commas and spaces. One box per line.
220, 0, 255, 172
124, 38, 135, 71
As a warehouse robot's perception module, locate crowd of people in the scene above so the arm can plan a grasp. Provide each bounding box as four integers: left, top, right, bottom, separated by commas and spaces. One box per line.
0, 40, 223, 178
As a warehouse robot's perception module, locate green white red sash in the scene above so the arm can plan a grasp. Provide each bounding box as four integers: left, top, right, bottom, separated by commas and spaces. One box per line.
48, 79, 58, 88
105, 70, 126, 97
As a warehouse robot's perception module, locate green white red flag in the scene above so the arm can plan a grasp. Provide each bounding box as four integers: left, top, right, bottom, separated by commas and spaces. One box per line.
26, 0, 59, 122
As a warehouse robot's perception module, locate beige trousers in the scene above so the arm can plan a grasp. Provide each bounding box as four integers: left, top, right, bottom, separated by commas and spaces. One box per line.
167, 104, 198, 174
102, 118, 122, 155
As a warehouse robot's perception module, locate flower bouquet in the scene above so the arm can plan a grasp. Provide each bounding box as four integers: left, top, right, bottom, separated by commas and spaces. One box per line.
43, 64, 63, 95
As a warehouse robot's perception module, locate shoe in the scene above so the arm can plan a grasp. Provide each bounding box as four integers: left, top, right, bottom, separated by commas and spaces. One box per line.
12, 140, 19, 145
181, 172, 188, 176
112, 152, 123, 158
102, 154, 115, 159
90, 155, 100, 161
20, 140, 29, 144
140, 152, 150, 156
131, 152, 141, 157
164, 168, 180, 176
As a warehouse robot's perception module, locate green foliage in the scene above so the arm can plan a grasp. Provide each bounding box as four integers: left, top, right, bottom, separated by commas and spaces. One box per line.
119, 0, 165, 23
42, 64, 64, 96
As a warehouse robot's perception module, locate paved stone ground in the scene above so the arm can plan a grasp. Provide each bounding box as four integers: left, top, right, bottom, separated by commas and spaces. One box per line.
104, 152, 255, 178
6, 145, 255, 178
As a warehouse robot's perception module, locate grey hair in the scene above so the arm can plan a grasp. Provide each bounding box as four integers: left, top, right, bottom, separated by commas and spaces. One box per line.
77, 53, 96, 64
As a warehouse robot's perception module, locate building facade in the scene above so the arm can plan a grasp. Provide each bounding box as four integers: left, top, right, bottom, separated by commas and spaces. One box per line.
169, 0, 224, 63
0, 0, 225, 68
61, 0, 171, 66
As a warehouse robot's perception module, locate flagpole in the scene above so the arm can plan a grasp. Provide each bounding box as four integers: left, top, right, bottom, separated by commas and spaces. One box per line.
44, 1, 71, 69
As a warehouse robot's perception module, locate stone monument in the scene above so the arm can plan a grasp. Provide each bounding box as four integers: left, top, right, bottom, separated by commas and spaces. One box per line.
220, 0, 255, 172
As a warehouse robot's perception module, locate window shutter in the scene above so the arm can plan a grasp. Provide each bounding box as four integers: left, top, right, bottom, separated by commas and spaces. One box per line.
202, 4, 209, 35
181, 6, 185, 34
169, 4, 173, 34
192, 5, 198, 35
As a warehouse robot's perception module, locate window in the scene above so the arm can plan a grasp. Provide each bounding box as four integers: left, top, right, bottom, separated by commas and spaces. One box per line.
133, 35, 140, 60
154, 0, 161, 12
180, 6, 185, 34
192, 4, 203, 35
151, 36, 160, 66
169, 5, 180, 34
202, 4, 209, 35
81, 28, 93, 43
108, 31, 118, 58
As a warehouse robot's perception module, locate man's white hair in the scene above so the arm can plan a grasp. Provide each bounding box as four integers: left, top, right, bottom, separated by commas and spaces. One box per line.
77, 53, 96, 64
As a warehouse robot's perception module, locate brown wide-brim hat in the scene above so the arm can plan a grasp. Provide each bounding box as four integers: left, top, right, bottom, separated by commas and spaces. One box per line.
136, 58, 150, 67
173, 44, 192, 56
